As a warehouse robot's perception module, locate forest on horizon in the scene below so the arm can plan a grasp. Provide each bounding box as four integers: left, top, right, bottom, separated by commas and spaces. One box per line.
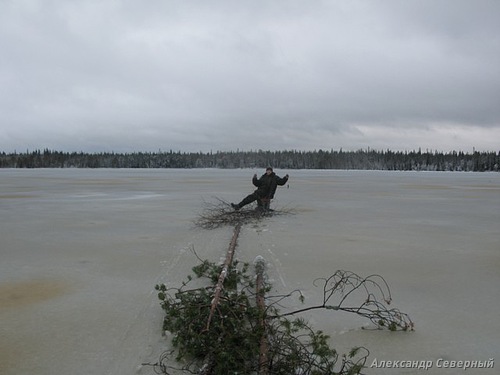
1, 148, 499, 172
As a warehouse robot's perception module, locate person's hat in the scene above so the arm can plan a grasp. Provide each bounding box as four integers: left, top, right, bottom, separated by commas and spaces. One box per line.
266, 167, 273, 171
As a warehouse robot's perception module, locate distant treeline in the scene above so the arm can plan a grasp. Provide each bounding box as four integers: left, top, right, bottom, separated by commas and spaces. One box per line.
1, 149, 499, 171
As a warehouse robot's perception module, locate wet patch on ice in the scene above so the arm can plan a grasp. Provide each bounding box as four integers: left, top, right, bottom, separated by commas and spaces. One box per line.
0, 339, 38, 375
403, 184, 453, 190
70, 192, 164, 201
70, 179, 126, 186
404, 183, 500, 191
0, 279, 71, 310
175, 178, 221, 184
0, 194, 40, 199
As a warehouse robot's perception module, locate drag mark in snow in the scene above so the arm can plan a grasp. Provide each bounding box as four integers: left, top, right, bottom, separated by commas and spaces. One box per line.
156, 245, 189, 287
156, 230, 218, 286
267, 246, 287, 288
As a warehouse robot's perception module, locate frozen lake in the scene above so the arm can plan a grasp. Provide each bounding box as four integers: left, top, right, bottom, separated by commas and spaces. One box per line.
1, 168, 499, 374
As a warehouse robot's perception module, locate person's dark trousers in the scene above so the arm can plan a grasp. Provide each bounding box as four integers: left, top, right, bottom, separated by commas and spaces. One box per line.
237, 193, 259, 208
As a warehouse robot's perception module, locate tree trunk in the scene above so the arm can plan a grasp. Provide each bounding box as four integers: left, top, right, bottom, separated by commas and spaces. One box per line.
255, 256, 269, 375
205, 223, 241, 331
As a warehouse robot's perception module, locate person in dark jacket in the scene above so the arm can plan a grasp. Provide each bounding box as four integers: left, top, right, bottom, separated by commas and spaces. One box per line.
231, 167, 289, 210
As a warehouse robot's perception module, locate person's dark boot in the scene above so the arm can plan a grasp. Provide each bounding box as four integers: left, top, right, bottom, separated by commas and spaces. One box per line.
231, 203, 240, 211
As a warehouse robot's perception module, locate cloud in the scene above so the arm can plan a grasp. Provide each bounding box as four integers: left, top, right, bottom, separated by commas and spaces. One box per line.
1, 0, 499, 153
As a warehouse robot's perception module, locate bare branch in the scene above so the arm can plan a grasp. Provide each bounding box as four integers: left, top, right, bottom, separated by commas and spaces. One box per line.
277, 270, 414, 331
193, 197, 294, 229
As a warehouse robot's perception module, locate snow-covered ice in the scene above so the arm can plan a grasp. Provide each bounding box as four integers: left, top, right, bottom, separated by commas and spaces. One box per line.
1, 168, 499, 374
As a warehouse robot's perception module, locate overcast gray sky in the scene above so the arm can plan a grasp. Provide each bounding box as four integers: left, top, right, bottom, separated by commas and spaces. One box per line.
1, 0, 499, 153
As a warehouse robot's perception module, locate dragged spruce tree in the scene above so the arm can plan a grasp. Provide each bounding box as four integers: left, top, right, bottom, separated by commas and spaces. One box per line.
145, 201, 413, 374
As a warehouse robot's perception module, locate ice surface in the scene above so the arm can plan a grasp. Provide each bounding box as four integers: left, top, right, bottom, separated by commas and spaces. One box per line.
1, 168, 499, 374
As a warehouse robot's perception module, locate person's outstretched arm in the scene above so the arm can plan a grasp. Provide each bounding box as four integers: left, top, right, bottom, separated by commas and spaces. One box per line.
252, 173, 260, 187
276, 174, 289, 186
